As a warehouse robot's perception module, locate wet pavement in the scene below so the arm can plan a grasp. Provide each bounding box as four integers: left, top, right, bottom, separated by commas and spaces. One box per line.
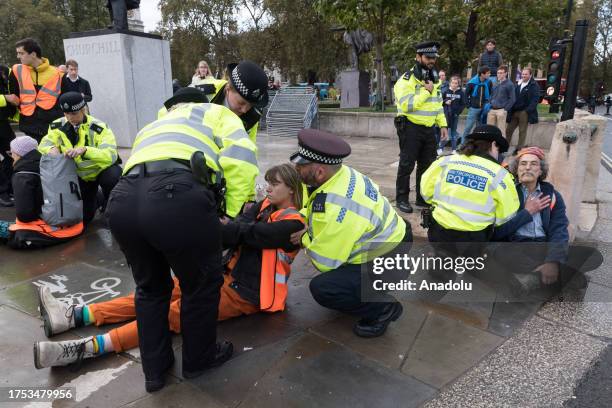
0, 132, 610, 407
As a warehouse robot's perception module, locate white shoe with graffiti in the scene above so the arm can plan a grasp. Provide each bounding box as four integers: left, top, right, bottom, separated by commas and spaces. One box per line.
34, 337, 95, 369
38, 286, 75, 337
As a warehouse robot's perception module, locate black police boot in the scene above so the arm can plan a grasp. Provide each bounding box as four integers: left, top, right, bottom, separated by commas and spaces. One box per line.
0, 193, 14, 207
415, 197, 428, 208
182, 341, 233, 379
145, 353, 175, 393
397, 201, 413, 213
353, 302, 403, 338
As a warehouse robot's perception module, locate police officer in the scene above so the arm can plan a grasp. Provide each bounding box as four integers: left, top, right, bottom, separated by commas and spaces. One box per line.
420, 124, 519, 244
39, 92, 122, 224
394, 41, 448, 214
105, 101, 248, 392
290, 129, 412, 338
191, 60, 268, 143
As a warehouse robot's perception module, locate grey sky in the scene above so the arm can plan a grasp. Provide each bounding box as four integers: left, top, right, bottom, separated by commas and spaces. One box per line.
139, 0, 162, 32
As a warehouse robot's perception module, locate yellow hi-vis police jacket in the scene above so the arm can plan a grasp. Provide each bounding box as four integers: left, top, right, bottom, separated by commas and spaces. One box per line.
420, 154, 519, 231
301, 165, 406, 272
394, 70, 447, 128
125, 103, 258, 218
39, 115, 118, 182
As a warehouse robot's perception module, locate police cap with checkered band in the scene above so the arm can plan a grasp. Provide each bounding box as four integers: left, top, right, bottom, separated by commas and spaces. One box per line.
59, 92, 86, 113
230, 61, 269, 108
415, 41, 440, 57
290, 129, 351, 165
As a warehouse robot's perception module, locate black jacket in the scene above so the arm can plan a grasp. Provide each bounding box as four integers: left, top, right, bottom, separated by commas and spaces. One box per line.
221, 200, 304, 306
442, 88, 466, 117
0, 65, 17, 121
61, 76, 92, 102
12, 150, 43, 223
508, 78, 540, 124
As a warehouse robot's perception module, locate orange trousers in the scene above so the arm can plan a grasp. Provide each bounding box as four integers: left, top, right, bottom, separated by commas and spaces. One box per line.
88, 274, 259, 352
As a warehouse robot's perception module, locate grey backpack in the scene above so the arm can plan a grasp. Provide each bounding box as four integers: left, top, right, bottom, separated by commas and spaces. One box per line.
40, 155, 83, 226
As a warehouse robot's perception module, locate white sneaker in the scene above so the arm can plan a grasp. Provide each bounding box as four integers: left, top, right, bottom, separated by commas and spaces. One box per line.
436, 149, 443, 155
34, 337, 95, 369
38, 286, 75, 337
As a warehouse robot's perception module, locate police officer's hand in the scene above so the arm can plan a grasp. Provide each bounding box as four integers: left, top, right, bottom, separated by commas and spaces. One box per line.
424, 81, 434, 93
219, 216, 231, 225
65, 147, 87, 158
440, 127, 448, 141
290, 226, 308, 246
524, 193, 551, 215
4, 94, 19, 106
48, 147, 61, 155
534, 262, 559, 285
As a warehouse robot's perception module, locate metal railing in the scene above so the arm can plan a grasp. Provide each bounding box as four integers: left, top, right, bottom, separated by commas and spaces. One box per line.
265, 86, 318, 137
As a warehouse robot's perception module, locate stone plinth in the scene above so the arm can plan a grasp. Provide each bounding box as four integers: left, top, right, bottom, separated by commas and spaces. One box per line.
575, 112, 607, 203
547, 120, 592, 240
340, 70, 370, 108
64, 30, 172, 147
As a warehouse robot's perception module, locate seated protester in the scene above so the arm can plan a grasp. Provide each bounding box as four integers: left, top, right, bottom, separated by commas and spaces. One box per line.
492, 146, 571, 290
33, 164, 305, 369
2, 136, 82, 248
38, 92, 121, 224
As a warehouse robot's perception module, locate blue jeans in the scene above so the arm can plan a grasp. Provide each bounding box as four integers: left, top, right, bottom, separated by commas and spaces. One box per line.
440, 113, 459, 150
461, 107, 482, 142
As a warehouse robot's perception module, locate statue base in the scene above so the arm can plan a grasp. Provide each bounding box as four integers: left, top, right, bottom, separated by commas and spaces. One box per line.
340, 70, 370, 109
64, 30, 172, 147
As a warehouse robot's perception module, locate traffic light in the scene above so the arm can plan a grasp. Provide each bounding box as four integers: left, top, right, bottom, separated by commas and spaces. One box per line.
545, 43, 567, 106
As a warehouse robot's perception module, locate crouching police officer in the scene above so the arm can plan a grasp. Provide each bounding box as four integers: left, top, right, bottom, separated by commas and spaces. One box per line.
420, 124, 519, 244
291, 129, 412, 338
105, 101, 249, 392
39, 92, 122, 224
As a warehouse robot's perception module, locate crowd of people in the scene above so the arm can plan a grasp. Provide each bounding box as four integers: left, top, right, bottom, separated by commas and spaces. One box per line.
0, 35, 589, 396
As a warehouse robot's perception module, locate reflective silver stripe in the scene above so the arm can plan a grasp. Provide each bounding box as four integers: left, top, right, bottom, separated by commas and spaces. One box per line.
132, 132, 217, 161
325, 192, 381, 226
39, 86, 60, 97
275, 273, 289, 284
350, 214, 399, 259
410, 110, 440, 117
39, 139, 56, 148
306, 248, 344, 269
98, 143, 116, 149
110, 151, 118, 163
20, 89, 36, 95
277, 251, 293, 265
77, 169, 99, 177
145, 105, 214, 138
21, 101, 36, 105
495, 210, 517, 226
213, 136, 223, 149
436, 201, 495, 223
435, 193, 495, 213
358, 200, 390, 243
78, 160, 97, 168
278, 208, 301, 219
489, 167, 508, 191
220, 144, 257, 166
226, 129, 249, 141
426, 97, 442, 103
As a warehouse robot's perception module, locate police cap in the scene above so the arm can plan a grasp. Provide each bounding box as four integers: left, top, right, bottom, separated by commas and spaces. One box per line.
290, 129, 351, 165
415, 41, 441, 57
164, 87, 209, 110
466, 124, 509, 153
59, 92, 86, 113
230, 61, 269, 108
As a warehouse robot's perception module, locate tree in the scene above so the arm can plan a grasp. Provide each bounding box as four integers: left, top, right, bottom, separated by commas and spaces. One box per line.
594, 0, 612, 90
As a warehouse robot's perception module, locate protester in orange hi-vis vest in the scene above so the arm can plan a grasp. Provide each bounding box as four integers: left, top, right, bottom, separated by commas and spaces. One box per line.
33, 163, 305, 369
5, 38, 64, 141
0, 136, 83, 249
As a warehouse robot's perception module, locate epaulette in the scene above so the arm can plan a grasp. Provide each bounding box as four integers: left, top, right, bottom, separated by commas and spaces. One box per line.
403, 72, 412, 80
49, 121, 62, 130
90, 122, 104, 134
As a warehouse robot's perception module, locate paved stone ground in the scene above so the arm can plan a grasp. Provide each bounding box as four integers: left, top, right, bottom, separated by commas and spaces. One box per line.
0, 132, 610, 407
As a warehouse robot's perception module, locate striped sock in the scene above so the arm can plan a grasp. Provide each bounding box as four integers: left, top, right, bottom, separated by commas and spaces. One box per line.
82, 306, 94, 325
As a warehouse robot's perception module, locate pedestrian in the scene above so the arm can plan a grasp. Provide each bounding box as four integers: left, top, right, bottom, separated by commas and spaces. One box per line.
190, 60, 214, 89
478, 39, 503, 78
290, 129, 412, 338
605, 95, 611, 115
6, 38, 64, 141
105, 99, 256, 392
393, 41, 448, 213
439, 70, 449, 94
486, 65, 515, 137
506, 67, 539, 151
61, 60, 92, 104
460, 66, 492, 145
38, 92, 121, 225
438, 75, 466, 154
0, 64, 17, 207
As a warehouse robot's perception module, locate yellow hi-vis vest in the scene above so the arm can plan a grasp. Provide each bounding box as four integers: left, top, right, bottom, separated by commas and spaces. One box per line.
420, 154, 519, 231
394, 70, 447, 128
39, 115, 119, 182
302, 165, 407, 272
125, 103, 258, 218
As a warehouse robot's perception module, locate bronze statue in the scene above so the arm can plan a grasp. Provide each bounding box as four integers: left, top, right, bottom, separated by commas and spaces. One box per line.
332, 27, 374, 70
107, 0, 141, 30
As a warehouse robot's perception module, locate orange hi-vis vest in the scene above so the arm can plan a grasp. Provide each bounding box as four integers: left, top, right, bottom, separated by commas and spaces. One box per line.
227, 198, 304, 312
12, 63, 61, 116
9, 218, 83, 239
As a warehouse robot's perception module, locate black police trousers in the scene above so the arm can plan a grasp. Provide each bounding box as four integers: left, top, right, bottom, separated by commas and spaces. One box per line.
396, 119, 437, 203
106, 168, 222, 381
79, 163, 122, 225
